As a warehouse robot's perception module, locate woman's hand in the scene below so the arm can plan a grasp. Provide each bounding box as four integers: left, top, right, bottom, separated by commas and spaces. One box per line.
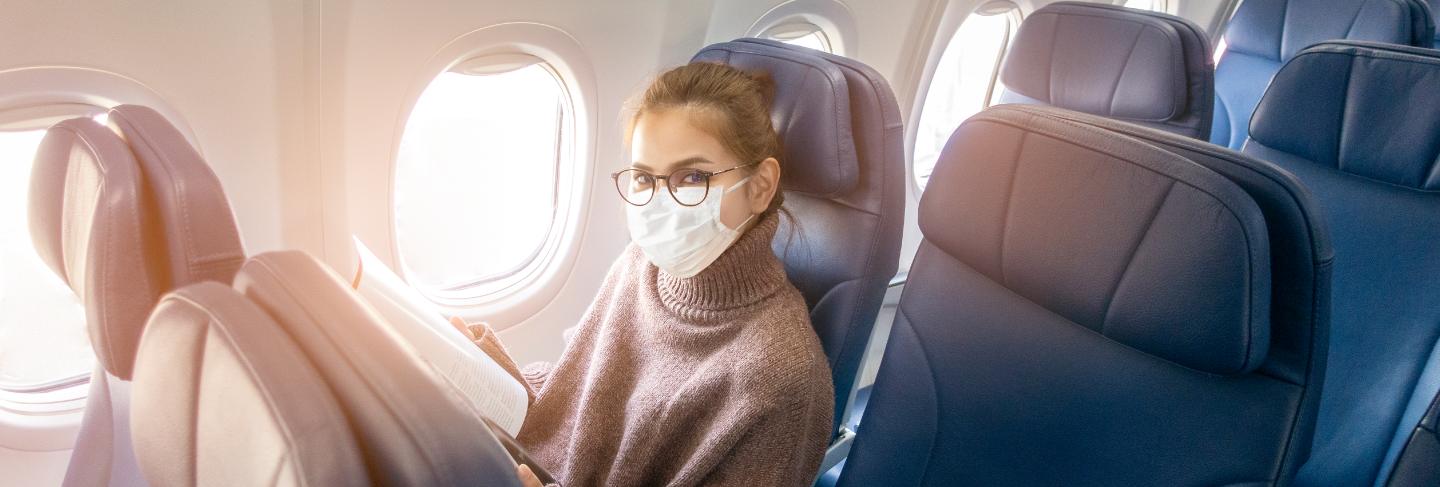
516, 464, 545, 487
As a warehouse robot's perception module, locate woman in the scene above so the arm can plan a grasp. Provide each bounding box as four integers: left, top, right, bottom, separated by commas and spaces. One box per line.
459, 61, 834, 486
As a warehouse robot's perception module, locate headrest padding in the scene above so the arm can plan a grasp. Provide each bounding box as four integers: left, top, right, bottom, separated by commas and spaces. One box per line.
921, 105, 1272, 375
1249, 41, 1440, 190
29, 117, 164, 380
1225, 0, 1433, 63
692, 41, 859, 197
1001, 2, 1205, 124
107, 104, 245, 285
131, 282, 368, 486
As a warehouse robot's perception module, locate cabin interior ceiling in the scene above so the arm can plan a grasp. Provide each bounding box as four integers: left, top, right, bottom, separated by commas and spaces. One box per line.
0, 0, 1234, 367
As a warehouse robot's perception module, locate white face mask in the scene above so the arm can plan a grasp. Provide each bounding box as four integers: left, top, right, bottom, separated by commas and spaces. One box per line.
627, 176, 755, 278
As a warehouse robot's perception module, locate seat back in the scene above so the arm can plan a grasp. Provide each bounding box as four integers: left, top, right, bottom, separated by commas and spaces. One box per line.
1241, 40, 1440, 486
838, 104, 1327, 486
996, 1, 1214, 140
29, 105, 246, 487
1210, 0, 1433, 149
691, 40, 905, 430
231, 251, 521, 485
130, 282, 367, 485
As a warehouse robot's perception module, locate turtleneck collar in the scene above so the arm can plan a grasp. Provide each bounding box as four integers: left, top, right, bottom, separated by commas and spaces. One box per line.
650, 212, 790, 320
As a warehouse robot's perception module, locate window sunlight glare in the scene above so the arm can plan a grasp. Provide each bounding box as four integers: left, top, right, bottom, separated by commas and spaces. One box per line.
394, 64, 566, 293
0, 129, 93, 387
913, 11, 1015, 190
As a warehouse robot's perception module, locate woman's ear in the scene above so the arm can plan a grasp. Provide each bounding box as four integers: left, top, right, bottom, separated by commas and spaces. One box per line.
748, 157, 781, 214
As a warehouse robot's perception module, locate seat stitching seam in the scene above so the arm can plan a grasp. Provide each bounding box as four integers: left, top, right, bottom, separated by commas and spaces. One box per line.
896, 308, 942, 485
1098, 180, 1174, 335
1334, 54, 1356, 173
1106, 25, 1149, 117
998, 130, 1028, 286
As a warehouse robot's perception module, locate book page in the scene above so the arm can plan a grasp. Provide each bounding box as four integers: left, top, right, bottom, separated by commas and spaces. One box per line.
350, 237, 528, 435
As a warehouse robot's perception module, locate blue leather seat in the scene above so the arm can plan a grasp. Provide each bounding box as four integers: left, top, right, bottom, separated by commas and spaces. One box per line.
1211, 0, 1433, 150
837, 103, 1329, 486
997, 1, 1214, 140
1240, 40, 1440, 486
691, 40, 906, 434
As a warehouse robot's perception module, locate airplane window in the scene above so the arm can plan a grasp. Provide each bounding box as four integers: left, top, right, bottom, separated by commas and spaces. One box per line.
764, 23, 834, 53
394, 57, 571, 299
0, 127, 94, 390
1122, 0, 1173, 13
912, 4, 1021, 191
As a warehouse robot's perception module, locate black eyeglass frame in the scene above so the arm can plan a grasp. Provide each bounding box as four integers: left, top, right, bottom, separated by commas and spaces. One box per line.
610, 161, 760, 207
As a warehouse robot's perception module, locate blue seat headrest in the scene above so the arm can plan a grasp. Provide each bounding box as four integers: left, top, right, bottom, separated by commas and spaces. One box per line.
923, 105, 1272, 375
1226, 0, 1434, 63
692, 41, 859, 197
998, 2, 1213, 139
1249, 41, 1440, 190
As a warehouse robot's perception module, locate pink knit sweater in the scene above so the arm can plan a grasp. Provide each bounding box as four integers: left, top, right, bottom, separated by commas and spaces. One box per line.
476, 213, 834, 486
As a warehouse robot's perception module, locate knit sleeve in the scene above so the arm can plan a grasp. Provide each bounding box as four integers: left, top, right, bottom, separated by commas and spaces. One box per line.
521, 361, 554, 392
696, 388, 832, 487
468, 323, 537, 404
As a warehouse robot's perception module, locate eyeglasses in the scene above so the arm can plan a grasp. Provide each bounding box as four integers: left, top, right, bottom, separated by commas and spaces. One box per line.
611, 161, 759, 206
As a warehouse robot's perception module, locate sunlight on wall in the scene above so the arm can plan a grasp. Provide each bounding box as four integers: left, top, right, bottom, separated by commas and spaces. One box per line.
0, 129, 93, 387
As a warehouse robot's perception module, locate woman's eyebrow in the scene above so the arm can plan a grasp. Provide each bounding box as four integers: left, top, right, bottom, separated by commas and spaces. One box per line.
630, 156, 714, 171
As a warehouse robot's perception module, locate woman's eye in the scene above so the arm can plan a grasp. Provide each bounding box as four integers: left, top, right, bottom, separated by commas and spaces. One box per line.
633, 174, 654, 185
678, 171, 706, 185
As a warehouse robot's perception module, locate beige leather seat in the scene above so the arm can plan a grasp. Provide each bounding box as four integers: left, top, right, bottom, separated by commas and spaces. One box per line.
28, 105, 245, 487
131, 251, 523, 486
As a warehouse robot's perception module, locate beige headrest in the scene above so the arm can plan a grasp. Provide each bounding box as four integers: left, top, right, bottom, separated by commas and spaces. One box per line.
27, 105, 246, 380
28, 117, 163, 380
107, 104, 245, 287
130, 282, 367, 486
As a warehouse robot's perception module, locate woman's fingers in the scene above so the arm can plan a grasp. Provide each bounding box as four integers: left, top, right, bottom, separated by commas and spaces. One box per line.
516, 464, 544, 487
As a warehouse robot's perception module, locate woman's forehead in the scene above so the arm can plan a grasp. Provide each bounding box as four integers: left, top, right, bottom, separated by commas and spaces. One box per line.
630, 109, 731, 171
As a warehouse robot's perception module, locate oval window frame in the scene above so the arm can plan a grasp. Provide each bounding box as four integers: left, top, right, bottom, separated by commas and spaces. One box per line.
388, 23, 597, 328
904, 0, 1024, 196
746, 0, 858, 57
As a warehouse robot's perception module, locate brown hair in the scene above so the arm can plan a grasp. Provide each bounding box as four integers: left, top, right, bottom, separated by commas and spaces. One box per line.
626, 61, 786, 215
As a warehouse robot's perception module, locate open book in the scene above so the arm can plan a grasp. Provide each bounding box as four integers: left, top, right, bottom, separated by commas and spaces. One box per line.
349, 237, 529, 436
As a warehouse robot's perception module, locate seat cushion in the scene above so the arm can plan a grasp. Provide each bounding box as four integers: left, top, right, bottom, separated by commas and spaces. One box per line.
998, 1, 1214, 139
1211, 0, 1434, 149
